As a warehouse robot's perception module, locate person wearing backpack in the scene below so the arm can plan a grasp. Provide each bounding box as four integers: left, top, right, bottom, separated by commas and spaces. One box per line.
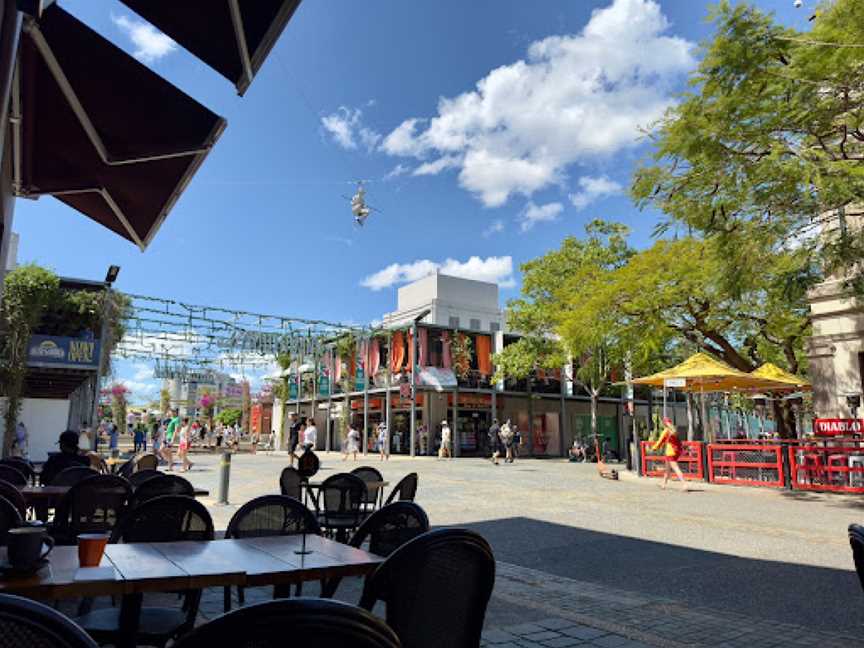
652, 417, 688, 491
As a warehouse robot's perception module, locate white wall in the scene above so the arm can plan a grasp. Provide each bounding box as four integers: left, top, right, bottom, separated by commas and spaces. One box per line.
20, 398, 71, 462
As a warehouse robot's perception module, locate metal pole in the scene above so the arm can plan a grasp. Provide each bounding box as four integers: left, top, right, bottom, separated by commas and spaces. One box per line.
217, 450, 231, 504
326, 350, 332, 453
363, 350, 369, 456
89, 283, 111, 451
453, 382, 459, 458
294, 366, 300, 416
410, 322, 417, 458
385, 364, 392, 454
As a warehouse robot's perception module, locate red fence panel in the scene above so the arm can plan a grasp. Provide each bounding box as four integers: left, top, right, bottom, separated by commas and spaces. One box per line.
706, 443, 784, 488
789, 442, 864, 493
640, 441, 703, 481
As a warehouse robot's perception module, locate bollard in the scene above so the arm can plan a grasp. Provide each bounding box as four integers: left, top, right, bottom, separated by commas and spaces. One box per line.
218, 451, 231, 504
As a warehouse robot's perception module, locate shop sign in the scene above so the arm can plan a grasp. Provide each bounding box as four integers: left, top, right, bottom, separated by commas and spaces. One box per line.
813, 418, 864, 437
26, 334, 100, 370
663, 378, 687, 388
448, 393, 491, 409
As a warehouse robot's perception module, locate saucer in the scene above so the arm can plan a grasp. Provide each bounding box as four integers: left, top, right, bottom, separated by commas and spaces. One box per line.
0, 558, 48, 576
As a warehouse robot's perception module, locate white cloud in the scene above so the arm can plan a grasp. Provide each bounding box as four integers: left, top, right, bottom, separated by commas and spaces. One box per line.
569, 175, 622, 210
321, 106, 381, 152
111, 14, 177, 63
384, 163, 410, 180
483, 219, 505, 237
520, 201, 564, 232
132, 363, 154, 382
378, 0, 694, 207
413, 155, 462, 176
361, 256, 515, 291
118, 379, 159, 402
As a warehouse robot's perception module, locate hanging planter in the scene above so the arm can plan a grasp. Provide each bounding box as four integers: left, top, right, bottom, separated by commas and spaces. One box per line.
451, 333, 473, 380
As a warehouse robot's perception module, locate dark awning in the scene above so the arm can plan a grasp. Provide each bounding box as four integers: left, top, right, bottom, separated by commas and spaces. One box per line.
12, 5, 226, 250
119, 0, 301, 96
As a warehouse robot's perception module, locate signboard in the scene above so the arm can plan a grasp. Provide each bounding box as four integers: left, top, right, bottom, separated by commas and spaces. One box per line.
813, 418, 864, 437
663, 378, 687, 388
418, 367, 457, 391
27, 334, 100, 370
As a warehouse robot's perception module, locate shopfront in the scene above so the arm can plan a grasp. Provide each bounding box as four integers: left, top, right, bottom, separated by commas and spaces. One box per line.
447, 393, 493, 457
348, 394, 425, 454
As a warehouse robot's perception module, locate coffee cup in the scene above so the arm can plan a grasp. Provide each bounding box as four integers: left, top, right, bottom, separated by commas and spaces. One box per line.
7, 527, 53, 569
77, 533, 109, 568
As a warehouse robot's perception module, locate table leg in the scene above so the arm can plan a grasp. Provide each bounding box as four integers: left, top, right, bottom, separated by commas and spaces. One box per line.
117, 593, 142, 648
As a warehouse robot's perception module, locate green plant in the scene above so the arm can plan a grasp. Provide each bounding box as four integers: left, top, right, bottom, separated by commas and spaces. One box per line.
450, 333, 473, 380
215, 407, 242, 427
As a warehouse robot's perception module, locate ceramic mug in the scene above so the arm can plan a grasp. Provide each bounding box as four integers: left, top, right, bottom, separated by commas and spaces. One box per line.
8, 527, 53, 569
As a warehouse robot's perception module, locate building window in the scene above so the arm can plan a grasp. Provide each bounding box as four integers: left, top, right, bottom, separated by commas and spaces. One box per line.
448, 316, 460, 329
470, 318, 481, 331
490, 321, 500, 332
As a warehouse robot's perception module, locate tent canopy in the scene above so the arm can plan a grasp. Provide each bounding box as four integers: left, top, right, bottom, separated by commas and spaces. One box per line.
751, 363, 811, 391
631, 352, 788, 393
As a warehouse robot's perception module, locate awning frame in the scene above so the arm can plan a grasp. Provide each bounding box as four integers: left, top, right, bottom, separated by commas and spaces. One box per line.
11, 16, 226, 250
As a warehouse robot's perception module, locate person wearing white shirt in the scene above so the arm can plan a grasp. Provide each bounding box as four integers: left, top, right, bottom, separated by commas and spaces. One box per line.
303, 419, 317, 450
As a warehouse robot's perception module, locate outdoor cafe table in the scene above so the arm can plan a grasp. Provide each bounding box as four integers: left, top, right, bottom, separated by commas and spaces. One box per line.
0, 534, 384, 648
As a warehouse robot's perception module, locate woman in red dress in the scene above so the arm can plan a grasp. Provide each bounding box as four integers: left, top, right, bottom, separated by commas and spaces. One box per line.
652, 417, 688, 491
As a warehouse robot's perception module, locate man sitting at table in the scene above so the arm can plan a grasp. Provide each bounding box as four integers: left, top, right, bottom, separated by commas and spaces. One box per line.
40, 430, 90, 485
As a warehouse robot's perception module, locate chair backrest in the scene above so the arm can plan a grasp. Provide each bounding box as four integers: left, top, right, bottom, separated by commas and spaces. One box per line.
350, 502, 430, 557
130, 474, 194, 508
128, 469, 163, 488
359, 529, 495, 648
133, 453, 159, 472
116, 458, 136, 479
113, 495, 214, 543
849, 524, 864, 593
0, 459, 35, 484
297, 449, 320, 479
225, 495, 321, 539
279, 467, 304, 499
172, 598, 400, 648
49, 466, 98, 487
351, 467, 384, 506
384, 473, 418, 505
316, 474, 366, 522
0, 480, 27, 520
0, 593, 99, 648
0, 465, 27, 488
52, 475, 131, 542
0, 496, 23, 546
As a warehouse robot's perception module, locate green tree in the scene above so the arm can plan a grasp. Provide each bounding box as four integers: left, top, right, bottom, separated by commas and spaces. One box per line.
632, 0, 864, 291
215, 408, 242, 428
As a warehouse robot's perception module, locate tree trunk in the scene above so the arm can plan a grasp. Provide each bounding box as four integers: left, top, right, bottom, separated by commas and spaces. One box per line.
590, 391, 598, 438
686, 394, 694, 441
772, 399, 795, 438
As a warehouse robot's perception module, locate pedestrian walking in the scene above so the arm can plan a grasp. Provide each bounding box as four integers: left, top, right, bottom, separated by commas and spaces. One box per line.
418, 424, 428, 455
108, 420, 119, 453
377, 422, 389, 461
499, 419, 514, 463
512, 425, 521, 460
439, 420, 452, 459
303, 418, 317, 451
178, 418, 193, 472
162, 410, 179, 471
488, 419, 502, 465
653, 417, 688, 491
287, 414, 300, 466
343, 423, 360, 461
133, 423, 145, 453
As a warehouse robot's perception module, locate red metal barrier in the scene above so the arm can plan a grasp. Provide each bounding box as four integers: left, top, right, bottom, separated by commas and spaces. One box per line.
706, 443, 784, 488
640, 441, 703, 481
789, 441, 864, 493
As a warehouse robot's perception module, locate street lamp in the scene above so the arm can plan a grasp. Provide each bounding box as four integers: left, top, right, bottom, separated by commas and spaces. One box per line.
105, 265, 120, 284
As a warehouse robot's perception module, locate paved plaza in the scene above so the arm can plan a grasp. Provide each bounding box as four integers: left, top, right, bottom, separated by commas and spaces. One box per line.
161, 449, 864, 646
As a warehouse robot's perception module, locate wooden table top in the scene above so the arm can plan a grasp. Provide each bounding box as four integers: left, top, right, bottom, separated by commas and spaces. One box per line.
20, 485, 210, 503
307, 480, 389, 489
0, 535, 383, 600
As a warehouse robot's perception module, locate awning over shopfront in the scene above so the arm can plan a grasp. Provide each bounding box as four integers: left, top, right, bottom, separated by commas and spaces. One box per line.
119, 0, 302, 96
12, 5, 225, 250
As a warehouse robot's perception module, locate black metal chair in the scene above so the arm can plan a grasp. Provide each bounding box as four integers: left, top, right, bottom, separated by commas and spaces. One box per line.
351, 466, 385, 511
129, 474, 193, 508
0, 459, 36, 485
384, 473, 418, 505
50, 475, 131, 545
0, 465, 27, 489
322, 502, 430, 599
128, 469, 162, 488
279, 466, 304, 500
0, 593, 99, 648
223, 495, 322, 611
133, 453, 159, 472
0, 496, 23, 546
49, 466, 98, 487
115, 458, 136, 479
0, 480, 27, 521
172, 598, 400, 648
849, 523, 864, 594
77, 496, 214, 647
359, 529, 495, 648
310, 473, 367, 542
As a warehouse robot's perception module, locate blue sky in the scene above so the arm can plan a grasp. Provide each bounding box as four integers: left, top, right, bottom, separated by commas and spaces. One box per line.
13, 0, 814, 402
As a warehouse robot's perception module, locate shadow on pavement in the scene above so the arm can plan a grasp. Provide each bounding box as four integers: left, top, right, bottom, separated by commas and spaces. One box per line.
456, 516, 862, 635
